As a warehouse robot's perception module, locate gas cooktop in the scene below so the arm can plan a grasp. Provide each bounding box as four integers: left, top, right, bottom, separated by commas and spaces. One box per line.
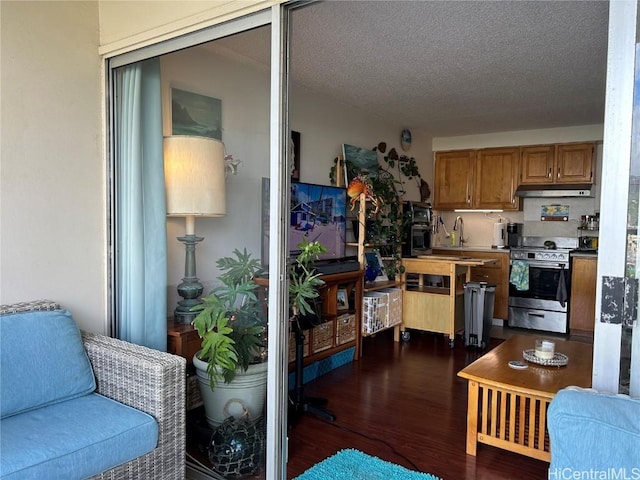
510, 237, 578, 263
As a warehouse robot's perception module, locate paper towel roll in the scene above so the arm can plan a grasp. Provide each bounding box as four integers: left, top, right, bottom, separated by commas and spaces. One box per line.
493, 223, 505, 247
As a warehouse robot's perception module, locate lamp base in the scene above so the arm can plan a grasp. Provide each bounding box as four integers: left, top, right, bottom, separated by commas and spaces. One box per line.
174, 304, 201, 324
174, 234, 205, 324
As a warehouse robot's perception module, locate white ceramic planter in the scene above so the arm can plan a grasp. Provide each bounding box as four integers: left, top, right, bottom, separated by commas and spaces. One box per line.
193, 353, 268, 428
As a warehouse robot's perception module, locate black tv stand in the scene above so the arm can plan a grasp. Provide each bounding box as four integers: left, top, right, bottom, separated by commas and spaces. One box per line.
288, 321, 335, 427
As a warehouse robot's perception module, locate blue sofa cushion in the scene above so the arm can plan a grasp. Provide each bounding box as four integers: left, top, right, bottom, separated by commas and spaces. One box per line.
0, 393, 158, 479
548, 387, 640, 472
0, 309, 96, 418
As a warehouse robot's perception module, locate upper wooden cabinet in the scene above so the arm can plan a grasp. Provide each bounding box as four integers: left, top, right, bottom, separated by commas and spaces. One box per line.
434, 150, 475, 210
473, 147, 520, 210
520, 142, 595, 185
434, 148, 520, 211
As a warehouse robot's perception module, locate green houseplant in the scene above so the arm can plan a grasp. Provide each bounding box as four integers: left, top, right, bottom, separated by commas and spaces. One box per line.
289, 238, 327, 318
331, 141, 419, 279
192, 248, 268, 427
191, 240, 328, 428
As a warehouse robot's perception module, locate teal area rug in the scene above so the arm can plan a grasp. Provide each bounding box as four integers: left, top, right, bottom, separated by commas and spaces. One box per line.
293, 449, 442, 480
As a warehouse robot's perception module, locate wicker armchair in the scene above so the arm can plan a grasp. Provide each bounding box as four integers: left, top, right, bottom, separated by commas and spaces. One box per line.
82, 332, 186, 480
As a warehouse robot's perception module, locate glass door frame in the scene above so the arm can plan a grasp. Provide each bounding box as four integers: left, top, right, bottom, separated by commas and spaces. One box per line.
593, 0, 638, 395
104, 5, 294, 478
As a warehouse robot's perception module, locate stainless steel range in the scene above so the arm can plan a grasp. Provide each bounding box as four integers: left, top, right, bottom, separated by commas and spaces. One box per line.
508, 236, 578, 334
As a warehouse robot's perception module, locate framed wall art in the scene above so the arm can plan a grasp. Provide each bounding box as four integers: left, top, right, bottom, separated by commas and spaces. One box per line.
171, 88, 222, 140
342, 144, 378, 179
290, 130, 301, 180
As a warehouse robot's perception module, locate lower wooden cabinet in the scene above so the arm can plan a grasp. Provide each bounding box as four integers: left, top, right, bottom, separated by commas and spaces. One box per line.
569, 255, 597, 335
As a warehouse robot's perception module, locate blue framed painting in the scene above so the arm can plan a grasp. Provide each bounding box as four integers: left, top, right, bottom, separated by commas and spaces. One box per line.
342, 144, 378, 175
171, 88, 222, 140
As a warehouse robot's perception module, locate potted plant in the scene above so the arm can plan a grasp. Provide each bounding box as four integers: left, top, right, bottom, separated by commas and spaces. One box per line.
289, 238, 327, 319
192, 248, 268, 428
191, 240, 328, 428
287, 238, 327, 423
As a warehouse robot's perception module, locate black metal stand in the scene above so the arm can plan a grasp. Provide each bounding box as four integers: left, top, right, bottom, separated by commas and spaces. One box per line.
288, 320, 335, 428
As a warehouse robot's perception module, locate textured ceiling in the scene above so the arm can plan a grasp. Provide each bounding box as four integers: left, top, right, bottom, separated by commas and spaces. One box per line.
214, 0, 609, 137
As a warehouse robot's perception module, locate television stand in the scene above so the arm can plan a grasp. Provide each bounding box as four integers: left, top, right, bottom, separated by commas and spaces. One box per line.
289, 321, 335, 427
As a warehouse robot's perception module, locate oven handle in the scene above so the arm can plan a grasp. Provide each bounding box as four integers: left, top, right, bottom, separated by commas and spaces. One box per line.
509, 261, 569, 269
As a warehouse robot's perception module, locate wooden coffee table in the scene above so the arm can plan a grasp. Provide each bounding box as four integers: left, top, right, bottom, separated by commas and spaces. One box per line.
457, 334, 593, 461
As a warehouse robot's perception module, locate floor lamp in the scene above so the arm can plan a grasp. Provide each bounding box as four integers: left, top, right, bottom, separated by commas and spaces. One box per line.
164, 135, 226, 324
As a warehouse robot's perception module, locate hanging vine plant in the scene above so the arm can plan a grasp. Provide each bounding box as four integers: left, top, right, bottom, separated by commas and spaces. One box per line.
329, 141, 423, 279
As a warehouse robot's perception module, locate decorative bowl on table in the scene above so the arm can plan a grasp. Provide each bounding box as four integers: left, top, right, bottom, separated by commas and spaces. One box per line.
523, 349, 569, 367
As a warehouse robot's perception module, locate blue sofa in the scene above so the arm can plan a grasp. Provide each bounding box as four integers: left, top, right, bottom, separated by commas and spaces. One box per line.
0, 302, 186, 479
548, 386, 640, 476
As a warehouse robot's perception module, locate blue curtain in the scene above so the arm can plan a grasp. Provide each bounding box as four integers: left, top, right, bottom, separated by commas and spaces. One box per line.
115, 59, 167, 350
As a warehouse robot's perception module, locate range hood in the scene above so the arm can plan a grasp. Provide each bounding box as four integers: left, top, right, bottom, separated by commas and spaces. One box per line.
515, 184, 594, 198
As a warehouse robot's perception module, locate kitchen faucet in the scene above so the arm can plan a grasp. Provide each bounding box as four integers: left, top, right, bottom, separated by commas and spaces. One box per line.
453, 216, 464, 247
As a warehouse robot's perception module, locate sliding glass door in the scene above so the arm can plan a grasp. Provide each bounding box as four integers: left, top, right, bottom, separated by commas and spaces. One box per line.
106, 5, 293, 479
593, 1, 639, 396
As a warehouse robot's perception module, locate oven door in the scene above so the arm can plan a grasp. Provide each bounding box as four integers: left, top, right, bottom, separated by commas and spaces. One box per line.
508, 262, 568, 303
508, 261, 570, 333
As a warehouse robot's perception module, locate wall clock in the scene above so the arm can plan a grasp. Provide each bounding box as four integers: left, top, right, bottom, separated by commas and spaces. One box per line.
401, 128, 412, 152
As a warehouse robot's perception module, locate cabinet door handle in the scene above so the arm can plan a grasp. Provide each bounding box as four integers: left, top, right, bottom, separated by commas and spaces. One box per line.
557, 167, 560, 179
548, 168, 551, 179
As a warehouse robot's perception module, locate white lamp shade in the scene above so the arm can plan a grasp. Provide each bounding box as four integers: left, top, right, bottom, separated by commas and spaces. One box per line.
164, 135, 226, 217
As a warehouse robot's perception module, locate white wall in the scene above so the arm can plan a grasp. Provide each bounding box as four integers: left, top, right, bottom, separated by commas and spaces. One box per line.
431, 125, 604, 247
99, 0, 280, 56
161, 44, 270, 309
290, 84, 433, 200
160, 42, 432, 311
0, 1, 105, 332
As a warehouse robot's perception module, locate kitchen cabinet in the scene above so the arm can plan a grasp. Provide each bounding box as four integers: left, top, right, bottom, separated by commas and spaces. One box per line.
473, 147, 520, 210
433, 249, 509, 320
520, 142, 595, 185
434, 148, 520, 211
434, 150, 475, 209
569, 255, 597, 336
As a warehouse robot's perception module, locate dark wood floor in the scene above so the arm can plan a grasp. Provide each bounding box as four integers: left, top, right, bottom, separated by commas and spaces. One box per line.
285, 329, 550, 480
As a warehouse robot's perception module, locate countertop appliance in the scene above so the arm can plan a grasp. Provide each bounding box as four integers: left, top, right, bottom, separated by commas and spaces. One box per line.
506, 223, 523, 247
508, 236, 577, 334
402, 201, 432, 257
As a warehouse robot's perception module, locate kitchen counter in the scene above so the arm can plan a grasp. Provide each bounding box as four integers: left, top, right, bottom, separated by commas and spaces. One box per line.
432, 245, 510, 254
570, 249, 598, 258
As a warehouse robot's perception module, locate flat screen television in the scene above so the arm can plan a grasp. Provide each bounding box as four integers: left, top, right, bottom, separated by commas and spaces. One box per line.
289, 182, 346, 261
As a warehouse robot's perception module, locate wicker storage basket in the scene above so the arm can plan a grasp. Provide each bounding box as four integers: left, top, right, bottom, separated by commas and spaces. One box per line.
379, 288, 403, 327
288, 330, 310, 362
311, 321, 335, 353
186, 371, 203, 410
335, 313, 356, 345
362, 292, 388, 334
